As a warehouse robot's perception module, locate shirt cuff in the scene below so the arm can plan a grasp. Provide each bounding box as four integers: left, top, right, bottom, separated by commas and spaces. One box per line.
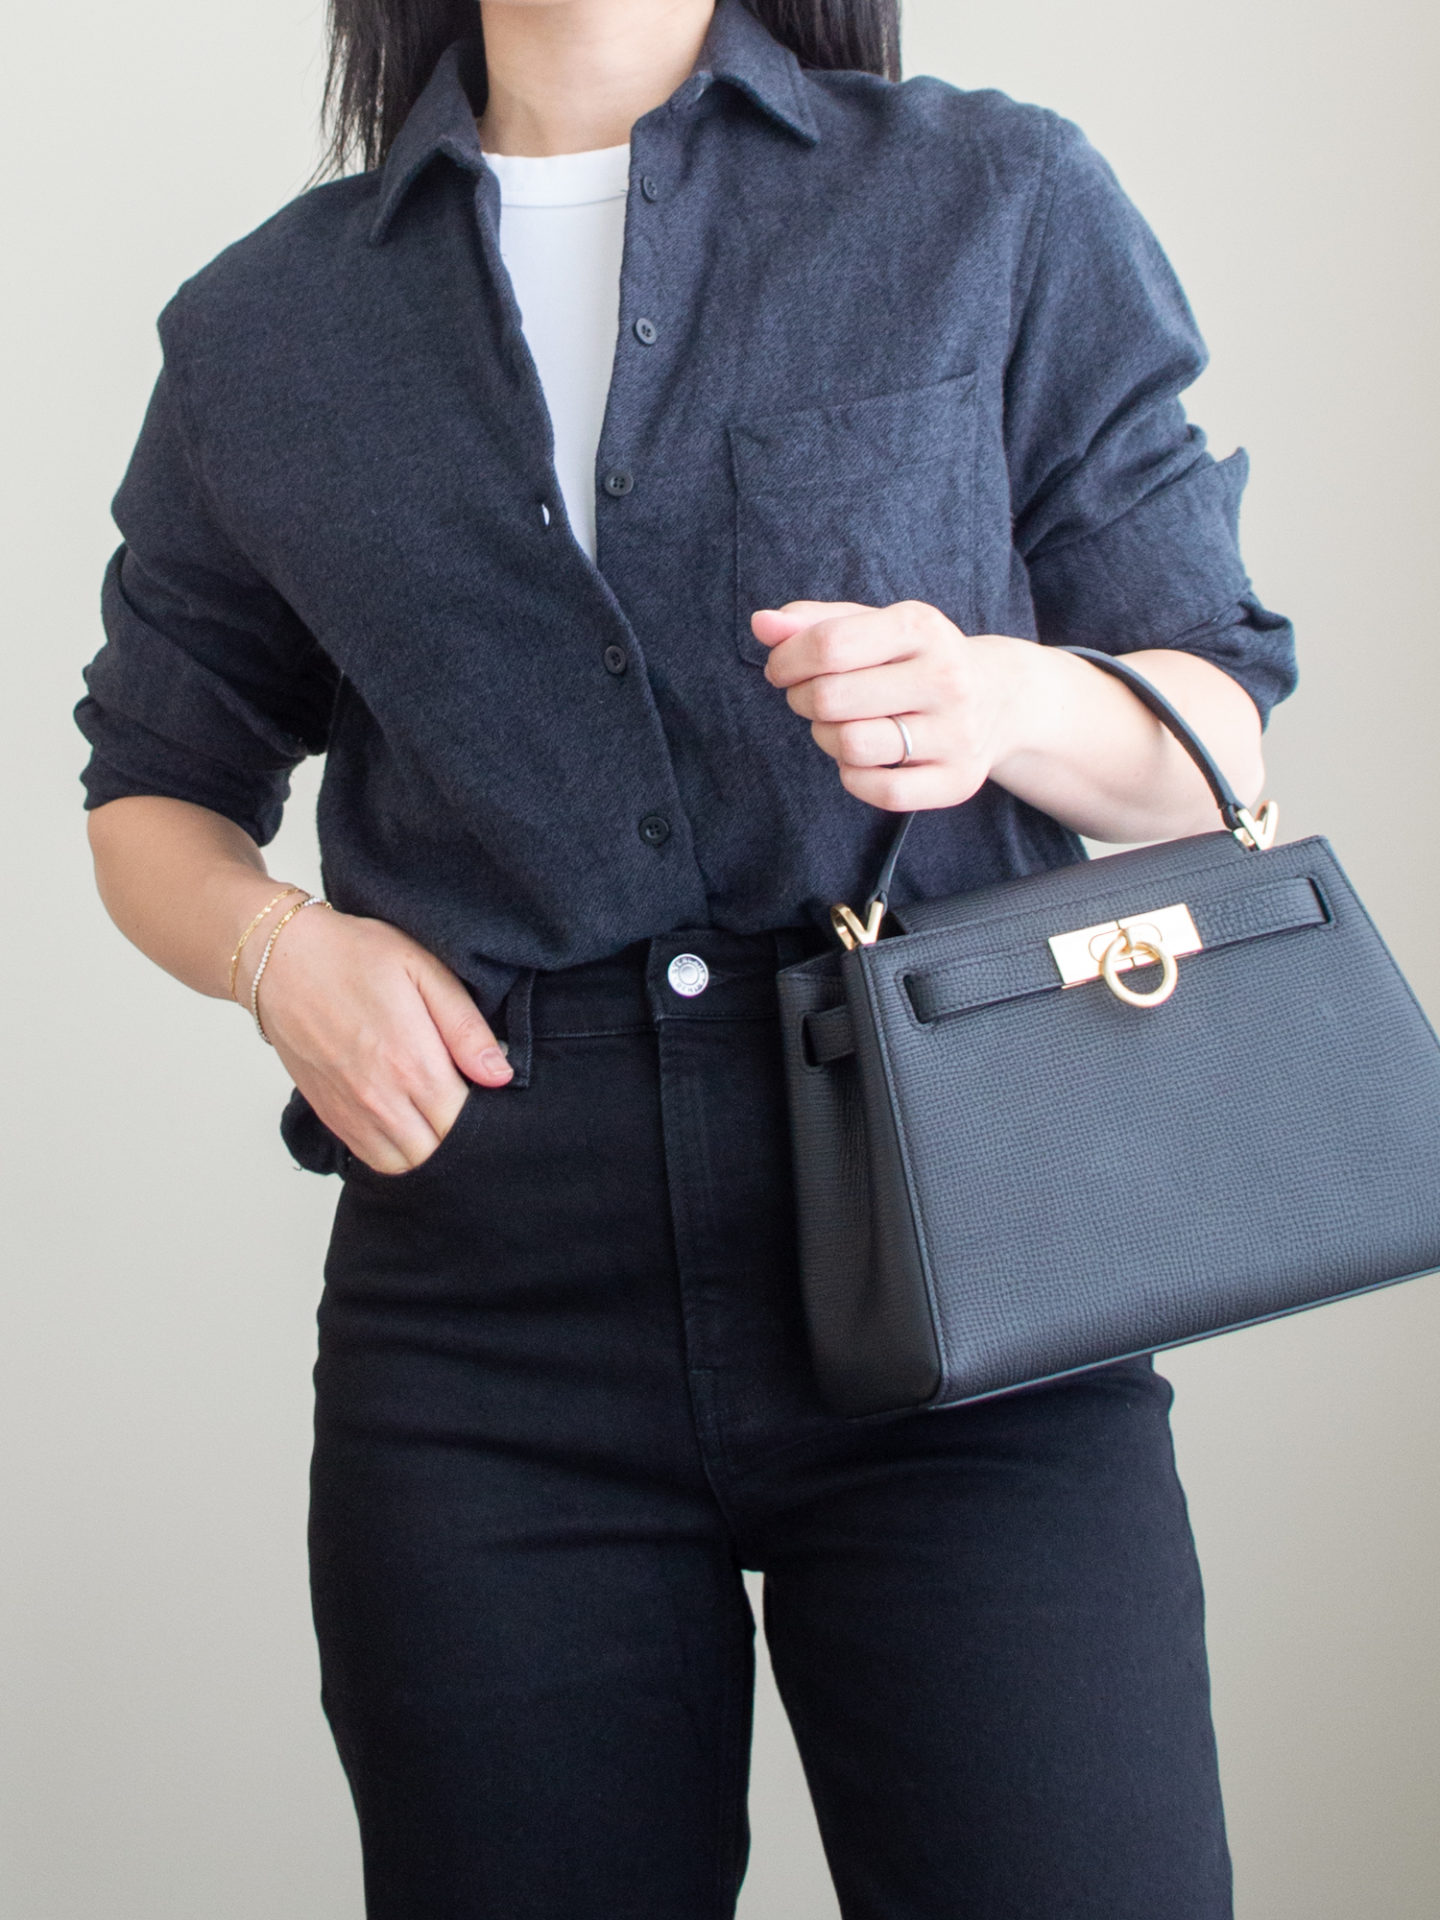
1025, 448, 1298, 722
74, 704, 291, 845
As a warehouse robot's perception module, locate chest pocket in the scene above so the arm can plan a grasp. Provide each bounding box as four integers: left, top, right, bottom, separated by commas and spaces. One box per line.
727, 374, 978, 665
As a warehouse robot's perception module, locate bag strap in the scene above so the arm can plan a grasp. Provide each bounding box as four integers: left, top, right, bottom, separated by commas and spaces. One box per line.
831, 645, 1276, 952
1063, 647, 1253, 829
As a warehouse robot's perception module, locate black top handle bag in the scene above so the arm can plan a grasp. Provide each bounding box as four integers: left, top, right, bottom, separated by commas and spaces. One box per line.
777, 647, 1440, 1417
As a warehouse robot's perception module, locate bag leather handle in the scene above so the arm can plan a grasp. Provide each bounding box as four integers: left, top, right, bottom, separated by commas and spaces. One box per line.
1065, 648, 1251, 827
862, 645, 1270, 917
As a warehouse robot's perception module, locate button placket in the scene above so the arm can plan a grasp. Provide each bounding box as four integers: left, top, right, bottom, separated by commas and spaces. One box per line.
599, 142, 668, 519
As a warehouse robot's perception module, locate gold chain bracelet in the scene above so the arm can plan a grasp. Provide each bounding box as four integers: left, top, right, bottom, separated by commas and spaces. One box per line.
248, 895, 333, 1045
228, 886, 305, 1002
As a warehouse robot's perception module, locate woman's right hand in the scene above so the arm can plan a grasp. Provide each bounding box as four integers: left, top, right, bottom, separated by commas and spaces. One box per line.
239, 903, 514, 1175
84, 799, 511, 1174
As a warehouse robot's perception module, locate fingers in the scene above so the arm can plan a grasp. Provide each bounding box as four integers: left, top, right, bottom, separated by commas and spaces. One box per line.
336, 1088, 449, 1177
757, 600, 946, 688
750, 599, 874, 652
293, 1019, 471, 1175
783, 661, 927, 727
338, 958, 510, 1173
811, 714, 928, 769
415, 962, 514, 1087
812, 711, 987, 810
750, 597, 1006, 815
835, 760, 974, 812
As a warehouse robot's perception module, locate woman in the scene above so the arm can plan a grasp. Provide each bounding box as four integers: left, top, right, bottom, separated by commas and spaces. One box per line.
76, 0, 1295, 1912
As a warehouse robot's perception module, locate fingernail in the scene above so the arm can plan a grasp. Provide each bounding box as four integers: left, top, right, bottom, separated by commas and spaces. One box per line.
480, 1047, 513, 1080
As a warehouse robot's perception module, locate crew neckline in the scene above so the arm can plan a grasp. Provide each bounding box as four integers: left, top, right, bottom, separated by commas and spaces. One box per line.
481, 143, 632, 209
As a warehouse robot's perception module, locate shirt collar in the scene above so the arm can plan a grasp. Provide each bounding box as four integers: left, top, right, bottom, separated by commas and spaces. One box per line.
688, 0, 820, 145
369, 37, 489, 245
369, 0, 817, 245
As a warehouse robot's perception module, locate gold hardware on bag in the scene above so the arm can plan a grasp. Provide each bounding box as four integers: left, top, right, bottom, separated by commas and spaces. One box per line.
831, 900, 887, 951
1047, 902, 1201, 1001
1234, 799, 1279, 852
1099, 928, 1178, 1007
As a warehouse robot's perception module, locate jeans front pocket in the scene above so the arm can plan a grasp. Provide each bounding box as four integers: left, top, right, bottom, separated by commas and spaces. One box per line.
727, 374, 978, 665
342, 1082, 486, 1188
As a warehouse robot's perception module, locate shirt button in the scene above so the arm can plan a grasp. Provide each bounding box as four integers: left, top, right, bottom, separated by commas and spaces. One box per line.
667, 953, 709, 998
641, 175, 660, 203
604, 470, 634, 497
638, 813, 671, 848
539, 499, 552, 527
603, 643, 628, 676
633, 317, 658, 346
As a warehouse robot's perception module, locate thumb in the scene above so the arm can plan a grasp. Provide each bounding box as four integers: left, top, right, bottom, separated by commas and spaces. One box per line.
415, 963, 514, 1087
749, 600, 870, 648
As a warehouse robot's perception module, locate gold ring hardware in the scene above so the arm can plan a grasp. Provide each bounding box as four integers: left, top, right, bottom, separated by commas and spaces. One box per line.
1234, 799, 1279, 852
1099, 929, 1178, 1008
831, 900, 887, 951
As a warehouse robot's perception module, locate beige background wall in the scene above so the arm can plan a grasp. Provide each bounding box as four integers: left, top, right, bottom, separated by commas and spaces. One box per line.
3, 2, 1437, 1914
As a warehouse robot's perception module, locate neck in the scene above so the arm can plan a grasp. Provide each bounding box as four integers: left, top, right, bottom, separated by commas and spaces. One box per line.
476, 0, 717, 155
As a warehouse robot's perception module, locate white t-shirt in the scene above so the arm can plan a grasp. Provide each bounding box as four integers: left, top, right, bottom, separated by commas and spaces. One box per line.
483, 144, 630, 563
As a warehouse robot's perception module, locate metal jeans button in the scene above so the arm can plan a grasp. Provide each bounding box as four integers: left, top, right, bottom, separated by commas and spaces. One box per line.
666, 953, 709, 997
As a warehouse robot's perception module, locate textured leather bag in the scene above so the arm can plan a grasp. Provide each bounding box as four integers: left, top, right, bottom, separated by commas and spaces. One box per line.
777, 649, 1440, 1416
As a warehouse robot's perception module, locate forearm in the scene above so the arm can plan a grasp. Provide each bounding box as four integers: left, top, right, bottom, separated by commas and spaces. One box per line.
987, 641, 1266, 844
85, 794, 306, 1003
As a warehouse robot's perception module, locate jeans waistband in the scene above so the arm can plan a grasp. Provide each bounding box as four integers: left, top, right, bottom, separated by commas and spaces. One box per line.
499, 926, 829, 1080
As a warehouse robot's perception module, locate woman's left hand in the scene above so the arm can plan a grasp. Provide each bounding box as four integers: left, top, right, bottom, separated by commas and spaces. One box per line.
751, 597, 1267, 844
752, 599, 1024, 812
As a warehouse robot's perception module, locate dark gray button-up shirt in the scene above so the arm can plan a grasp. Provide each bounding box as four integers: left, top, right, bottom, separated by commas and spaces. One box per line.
76, 0, 1295, 1033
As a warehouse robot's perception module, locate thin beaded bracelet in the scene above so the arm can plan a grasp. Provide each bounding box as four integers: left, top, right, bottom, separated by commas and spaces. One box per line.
228, 886, 305, 1002
249, 894, 333, 1045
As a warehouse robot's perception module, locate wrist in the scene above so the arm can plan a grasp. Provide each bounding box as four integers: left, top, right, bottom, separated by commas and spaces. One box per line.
227, 882, 308, 1003
976, 632, 1054, 779
228, 885, 304, 1000
244, 894, 333, 1044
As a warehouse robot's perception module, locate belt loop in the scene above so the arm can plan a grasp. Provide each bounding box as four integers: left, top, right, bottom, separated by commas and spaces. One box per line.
497, 968, 535, 1087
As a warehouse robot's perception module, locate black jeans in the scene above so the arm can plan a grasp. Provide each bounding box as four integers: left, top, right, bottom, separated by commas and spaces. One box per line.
311, 928, 1231, 1919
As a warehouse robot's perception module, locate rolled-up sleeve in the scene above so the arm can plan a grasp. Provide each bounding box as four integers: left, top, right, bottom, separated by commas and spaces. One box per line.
1006, 117, 1297, 721
75, 340, 336, 844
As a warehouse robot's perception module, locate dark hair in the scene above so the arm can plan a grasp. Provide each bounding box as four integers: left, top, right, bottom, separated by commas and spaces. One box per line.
320, 1, 901, 176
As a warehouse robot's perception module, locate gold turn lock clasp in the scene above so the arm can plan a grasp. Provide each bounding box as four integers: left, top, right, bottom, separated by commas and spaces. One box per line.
1098, 927, 1178, 1007
1047, 902, 1202, 1009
